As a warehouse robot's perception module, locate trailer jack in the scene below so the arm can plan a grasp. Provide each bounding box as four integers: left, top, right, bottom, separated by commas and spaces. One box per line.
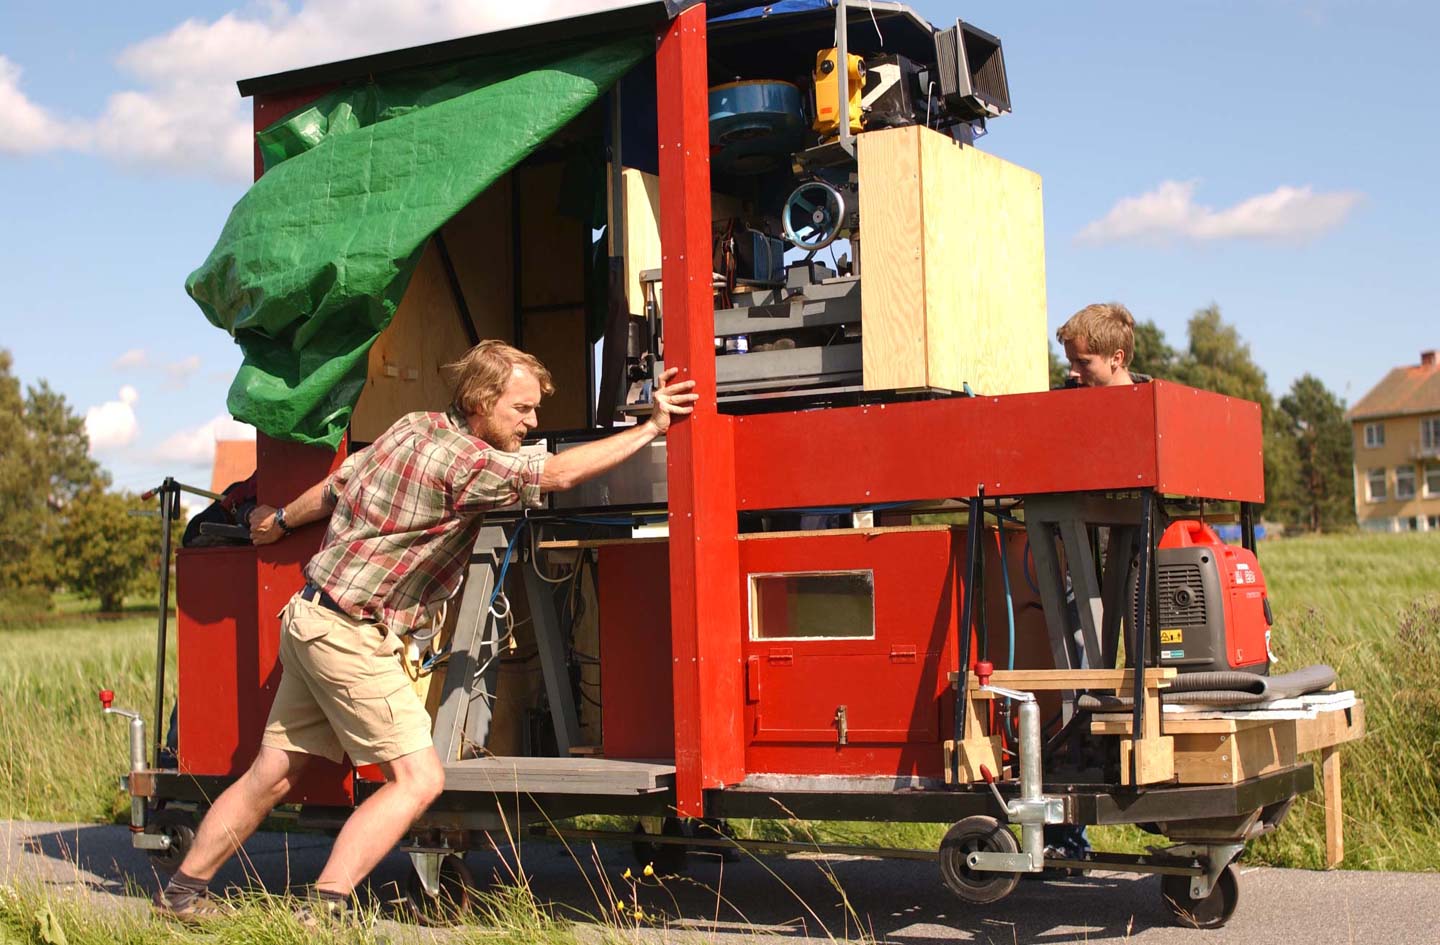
967, 685, 1063, 874
99, 689, 151, 837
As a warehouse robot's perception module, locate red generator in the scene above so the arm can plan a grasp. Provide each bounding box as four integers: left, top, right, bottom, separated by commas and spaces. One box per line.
1155, 519, 1272, 674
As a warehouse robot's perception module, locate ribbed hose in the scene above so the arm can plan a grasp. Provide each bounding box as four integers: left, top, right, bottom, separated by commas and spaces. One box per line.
1076, 664, 1338, 710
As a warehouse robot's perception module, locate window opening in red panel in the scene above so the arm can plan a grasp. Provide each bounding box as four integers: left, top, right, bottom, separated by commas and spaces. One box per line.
747, 570, 875, 640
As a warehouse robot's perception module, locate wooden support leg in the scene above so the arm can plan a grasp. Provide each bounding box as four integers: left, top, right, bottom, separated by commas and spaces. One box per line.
1322, 746, 1344, 868
945, 684, 1003, 783
1120, 678, 1175, 786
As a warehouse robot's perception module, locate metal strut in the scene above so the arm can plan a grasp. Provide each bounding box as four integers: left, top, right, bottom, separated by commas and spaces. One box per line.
952, 486, 986, 786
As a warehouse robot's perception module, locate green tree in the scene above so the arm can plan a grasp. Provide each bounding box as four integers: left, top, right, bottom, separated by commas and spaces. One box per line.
0, 351, 46, 594
53, 489, 164, 612
1279, 374, 1354, 532
1171, 305, 1295, 516
1132, 319, 1179, 380
1048, 342, 1068, 389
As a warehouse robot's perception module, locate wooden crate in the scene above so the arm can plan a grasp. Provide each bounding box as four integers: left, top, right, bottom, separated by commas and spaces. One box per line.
1091, 700, 1366, 785
856, 125, 1048, 396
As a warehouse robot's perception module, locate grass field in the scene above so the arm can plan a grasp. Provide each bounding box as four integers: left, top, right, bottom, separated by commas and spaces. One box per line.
1, 533, 1436, 876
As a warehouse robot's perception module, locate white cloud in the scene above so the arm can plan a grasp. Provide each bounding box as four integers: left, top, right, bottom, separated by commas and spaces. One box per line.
154, 414, 256, 466
5, 1, 630, 180
113, 348, 150, 370
165, 355, 203, 387
85, 386, 141, 452
0, 55, 84, 154
1077, 180, 1363, 246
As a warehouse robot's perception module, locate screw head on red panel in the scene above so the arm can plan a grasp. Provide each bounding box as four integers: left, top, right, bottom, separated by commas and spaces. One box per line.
99, 689, 114, 709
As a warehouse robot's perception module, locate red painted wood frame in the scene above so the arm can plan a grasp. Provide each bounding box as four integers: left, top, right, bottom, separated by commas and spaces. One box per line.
246, 85, 351, 805
656, 7, 745, 814
732, 381, 1265, 510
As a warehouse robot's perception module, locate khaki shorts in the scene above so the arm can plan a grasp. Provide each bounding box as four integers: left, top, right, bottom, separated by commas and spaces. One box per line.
261, 595, 434, 766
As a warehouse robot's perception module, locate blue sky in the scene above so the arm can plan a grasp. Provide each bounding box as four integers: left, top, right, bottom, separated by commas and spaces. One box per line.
2, 0, 1436, 500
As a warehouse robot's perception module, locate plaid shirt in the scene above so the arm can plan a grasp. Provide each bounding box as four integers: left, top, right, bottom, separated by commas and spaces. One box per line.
305, 407, 548, 635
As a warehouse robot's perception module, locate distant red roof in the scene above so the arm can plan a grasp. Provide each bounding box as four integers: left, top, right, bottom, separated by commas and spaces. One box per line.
1348, 351, 1440, 421
210, 439, 257, 494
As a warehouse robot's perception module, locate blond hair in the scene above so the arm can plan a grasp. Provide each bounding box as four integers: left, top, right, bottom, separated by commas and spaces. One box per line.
446, 340, 555, 416
1056, 303, 1135, 366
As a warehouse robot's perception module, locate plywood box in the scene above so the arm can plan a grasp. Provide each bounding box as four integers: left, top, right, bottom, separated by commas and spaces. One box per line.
857, 125, 1048, 396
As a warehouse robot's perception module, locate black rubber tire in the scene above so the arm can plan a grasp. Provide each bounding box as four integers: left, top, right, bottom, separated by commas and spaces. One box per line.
631, 817, 690, 875
938, 816, 1021, 905
405, 854, 475, 926
145, 808, 196, 875
1161, 862, 1240, 929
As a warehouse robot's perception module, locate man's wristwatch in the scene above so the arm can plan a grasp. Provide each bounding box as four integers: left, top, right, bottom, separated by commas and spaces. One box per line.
274, 506, 294, 537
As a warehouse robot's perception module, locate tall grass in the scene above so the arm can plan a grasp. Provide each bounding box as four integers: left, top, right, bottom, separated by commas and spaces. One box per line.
1245, 532, 1440, 871
0, 617, 172, 823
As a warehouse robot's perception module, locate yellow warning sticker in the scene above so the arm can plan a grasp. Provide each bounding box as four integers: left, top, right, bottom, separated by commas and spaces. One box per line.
1160, 629, 1184, 645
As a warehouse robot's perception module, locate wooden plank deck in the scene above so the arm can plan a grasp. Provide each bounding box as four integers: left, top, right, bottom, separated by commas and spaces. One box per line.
442, 757, 675, 795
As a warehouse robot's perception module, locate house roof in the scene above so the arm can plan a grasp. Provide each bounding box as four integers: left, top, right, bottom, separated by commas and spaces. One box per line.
210, 439, 257, 494
1347, 355, 1440, 421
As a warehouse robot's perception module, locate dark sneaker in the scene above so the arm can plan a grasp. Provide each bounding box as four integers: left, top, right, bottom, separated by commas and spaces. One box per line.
152, 888, 230, 925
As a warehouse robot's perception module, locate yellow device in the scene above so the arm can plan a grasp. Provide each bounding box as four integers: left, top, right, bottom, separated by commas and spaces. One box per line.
812, 48, 864, 137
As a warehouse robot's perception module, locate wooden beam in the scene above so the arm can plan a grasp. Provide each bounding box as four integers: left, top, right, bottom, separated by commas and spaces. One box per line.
1322, 747, 1344, 868
656, 7, 745, 815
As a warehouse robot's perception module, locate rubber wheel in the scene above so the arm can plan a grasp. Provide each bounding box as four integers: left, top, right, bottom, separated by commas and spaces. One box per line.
405, 854, 474, 926
938, 816, 1021, 905
631, 817, 690, 875
145, 808, 196, 875
1161, 862, 1240, 929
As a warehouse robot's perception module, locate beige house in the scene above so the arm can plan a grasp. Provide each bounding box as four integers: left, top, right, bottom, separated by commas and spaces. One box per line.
1347, 349, 1440, 532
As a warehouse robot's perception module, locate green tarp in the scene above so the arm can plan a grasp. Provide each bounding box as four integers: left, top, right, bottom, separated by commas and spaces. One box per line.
186, 37, 649, 448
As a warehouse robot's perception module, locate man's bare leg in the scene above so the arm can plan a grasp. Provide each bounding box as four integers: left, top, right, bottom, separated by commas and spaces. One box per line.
177, 746, 311, 880
313, 746, 445, 896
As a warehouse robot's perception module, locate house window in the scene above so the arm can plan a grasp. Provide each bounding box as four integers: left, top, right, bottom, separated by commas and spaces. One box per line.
749, 570, 875, 640
1396, 466, 1417, 500
1363, 422, 1385, 448
1428, 515, 1440, 531
1424, 417, 1440, 453
1403, 516, 1420, 531
1426, 465, 1440, 498
1367, 468, 1387, 502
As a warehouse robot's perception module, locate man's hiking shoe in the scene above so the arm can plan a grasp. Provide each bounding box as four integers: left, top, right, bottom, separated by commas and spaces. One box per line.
152, 888, 230, 925
293, 897, 372, 932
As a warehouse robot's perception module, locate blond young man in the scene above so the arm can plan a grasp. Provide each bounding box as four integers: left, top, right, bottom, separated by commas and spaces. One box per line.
154, 341, 696, 923
1055, 302, 1150, 388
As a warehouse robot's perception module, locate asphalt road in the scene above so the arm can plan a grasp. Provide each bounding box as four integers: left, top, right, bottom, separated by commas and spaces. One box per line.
3, 820, 1437, 944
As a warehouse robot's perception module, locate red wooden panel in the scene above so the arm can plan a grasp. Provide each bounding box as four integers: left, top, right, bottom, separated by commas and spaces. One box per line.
598, 544, 675, 759
593, 531, 964, 780
733, 381, 1264, 509
1154, 383, 1265, 502
253, 436, 353, 804
656, 8, 746, 814
740, 530, 957, 779
176, 546, 258, 776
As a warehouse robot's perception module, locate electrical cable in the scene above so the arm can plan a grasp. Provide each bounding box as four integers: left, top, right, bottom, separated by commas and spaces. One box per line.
420, 522, 526, 673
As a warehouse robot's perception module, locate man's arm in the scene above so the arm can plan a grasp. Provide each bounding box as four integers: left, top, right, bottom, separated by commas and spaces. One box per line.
537, 367, 697, 494
248, 478, 339, 546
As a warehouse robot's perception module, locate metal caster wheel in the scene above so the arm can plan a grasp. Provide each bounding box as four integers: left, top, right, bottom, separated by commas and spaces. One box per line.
631, 817, 690, 875
1162, 862, 1240, 929
939, 815, 1021, 905
405, 853, 475, 926
146, 808, 196, 875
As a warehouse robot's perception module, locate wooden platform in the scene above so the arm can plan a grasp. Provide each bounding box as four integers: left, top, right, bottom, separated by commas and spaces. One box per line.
442, 757, 675, 795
